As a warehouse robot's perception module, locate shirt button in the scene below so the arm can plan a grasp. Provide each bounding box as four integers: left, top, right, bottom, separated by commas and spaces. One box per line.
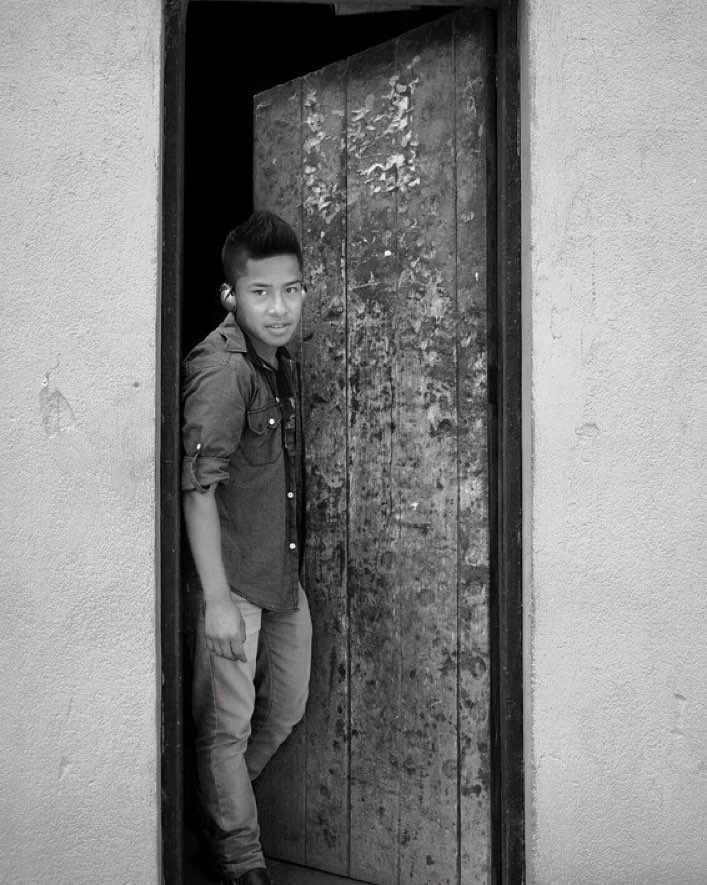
287, 492, 294, 499
268, 417, 276, 425
289, 542, 296, 550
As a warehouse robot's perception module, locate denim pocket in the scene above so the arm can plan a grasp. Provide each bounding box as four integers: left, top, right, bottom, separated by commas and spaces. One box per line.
242, 403, 282, 465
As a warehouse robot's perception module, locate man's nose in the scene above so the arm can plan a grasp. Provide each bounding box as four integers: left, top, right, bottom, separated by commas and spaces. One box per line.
269, 291, 288, 314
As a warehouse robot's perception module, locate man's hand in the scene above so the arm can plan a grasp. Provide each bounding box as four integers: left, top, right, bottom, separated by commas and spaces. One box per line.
204, 595, 247, 662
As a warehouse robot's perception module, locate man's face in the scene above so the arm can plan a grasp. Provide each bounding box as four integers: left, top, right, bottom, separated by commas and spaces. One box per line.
234, 254, 304, 354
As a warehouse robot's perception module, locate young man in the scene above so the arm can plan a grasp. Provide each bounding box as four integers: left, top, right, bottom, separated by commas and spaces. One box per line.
181, 212, 311, 885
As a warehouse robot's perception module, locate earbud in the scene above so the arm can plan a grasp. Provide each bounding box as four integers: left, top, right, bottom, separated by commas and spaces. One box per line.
220, 282, 237, 312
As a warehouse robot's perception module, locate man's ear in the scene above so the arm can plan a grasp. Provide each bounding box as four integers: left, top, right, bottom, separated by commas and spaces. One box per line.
220, 282, 237, 312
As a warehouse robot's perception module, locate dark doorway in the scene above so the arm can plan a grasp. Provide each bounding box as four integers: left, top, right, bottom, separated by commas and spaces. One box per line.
185, 6, 478, 884
163, 2, 523, 884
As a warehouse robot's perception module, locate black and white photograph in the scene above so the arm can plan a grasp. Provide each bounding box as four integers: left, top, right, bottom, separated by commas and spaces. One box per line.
1, 2, 705, 885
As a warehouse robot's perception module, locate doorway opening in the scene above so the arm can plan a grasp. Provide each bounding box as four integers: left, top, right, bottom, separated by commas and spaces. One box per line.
162, 2, 523, 884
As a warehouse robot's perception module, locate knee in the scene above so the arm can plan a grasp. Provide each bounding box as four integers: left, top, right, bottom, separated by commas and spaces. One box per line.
192, 683, 254, 751
274, 680, 309, 736
195, 717, 252, 754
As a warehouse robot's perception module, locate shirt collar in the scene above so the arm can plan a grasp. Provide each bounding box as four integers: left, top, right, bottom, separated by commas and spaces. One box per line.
218, 312, 294, 365
218, 312, 247, 353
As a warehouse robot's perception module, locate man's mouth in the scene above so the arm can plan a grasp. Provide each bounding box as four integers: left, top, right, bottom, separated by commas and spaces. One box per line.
266, 323, 290, 330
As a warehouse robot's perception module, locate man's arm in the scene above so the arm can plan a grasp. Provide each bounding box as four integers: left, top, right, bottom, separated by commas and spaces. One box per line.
183, 485, 247, 662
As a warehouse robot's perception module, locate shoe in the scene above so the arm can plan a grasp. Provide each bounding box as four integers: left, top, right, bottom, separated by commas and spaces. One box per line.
234, 870, 273, 885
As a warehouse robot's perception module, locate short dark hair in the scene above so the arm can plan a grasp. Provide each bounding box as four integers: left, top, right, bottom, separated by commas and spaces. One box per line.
222, 211, 302, 284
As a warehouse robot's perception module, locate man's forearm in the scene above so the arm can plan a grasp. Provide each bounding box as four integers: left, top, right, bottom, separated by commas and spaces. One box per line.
182, 487, 231, 604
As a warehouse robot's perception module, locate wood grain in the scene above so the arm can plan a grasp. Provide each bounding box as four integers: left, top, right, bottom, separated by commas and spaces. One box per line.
346, 34, 402, 885
300, 61, 350, 876
394, 17, 459, 885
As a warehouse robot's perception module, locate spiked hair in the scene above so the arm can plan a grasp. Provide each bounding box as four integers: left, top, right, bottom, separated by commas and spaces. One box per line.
221, 211, 302, 284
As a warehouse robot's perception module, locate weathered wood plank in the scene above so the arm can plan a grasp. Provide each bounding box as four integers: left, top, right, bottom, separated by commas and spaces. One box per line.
252, 78, 306, 865
454, 10, 493, 883
254, 79, 304, 358
300, 61, 350, 876
346, 35, 402, 885
253, 81, 303, 228
393, 18, 460, 885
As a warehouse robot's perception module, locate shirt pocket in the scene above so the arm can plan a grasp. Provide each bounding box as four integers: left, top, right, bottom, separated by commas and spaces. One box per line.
242, 403, 282, 465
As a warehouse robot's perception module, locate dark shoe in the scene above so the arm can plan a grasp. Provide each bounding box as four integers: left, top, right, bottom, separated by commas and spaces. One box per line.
234, 870, 273, 885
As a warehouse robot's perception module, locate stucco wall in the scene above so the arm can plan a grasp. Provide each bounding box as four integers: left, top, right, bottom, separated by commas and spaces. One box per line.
523, 1, 707, 883
0, 2, 162, 883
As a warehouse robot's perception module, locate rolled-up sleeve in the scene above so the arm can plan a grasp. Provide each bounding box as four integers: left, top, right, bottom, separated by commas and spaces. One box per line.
181, 357, 247, 492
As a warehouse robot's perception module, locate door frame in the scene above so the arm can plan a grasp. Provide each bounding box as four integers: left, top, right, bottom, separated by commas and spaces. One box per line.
159, 1, 522, 882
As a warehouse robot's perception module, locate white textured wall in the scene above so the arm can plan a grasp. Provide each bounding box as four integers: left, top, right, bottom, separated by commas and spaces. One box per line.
523, 1, 707, 883
0, 2, 162, 883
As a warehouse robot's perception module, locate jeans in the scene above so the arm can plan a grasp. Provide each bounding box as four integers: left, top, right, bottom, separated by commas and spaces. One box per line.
186, 575, 312, 879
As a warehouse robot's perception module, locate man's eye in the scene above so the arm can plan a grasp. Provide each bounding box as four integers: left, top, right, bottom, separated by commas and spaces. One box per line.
252, 289, 267, 297
286, 285, 301, 294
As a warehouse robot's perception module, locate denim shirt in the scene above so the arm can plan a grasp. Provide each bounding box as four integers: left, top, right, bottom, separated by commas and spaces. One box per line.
181, 313, 303, 611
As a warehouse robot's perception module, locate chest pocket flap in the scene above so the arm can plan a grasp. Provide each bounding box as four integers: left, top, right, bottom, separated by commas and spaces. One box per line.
242, 404, 282, 465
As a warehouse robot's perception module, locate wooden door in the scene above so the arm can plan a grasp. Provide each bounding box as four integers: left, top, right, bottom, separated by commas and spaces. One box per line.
253, 11, 494, 885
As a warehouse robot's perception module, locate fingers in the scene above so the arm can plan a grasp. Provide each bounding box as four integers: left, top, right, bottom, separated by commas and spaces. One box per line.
230, 639, 247, 663
205, 634, 247, 662
228, 634, 247, 663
